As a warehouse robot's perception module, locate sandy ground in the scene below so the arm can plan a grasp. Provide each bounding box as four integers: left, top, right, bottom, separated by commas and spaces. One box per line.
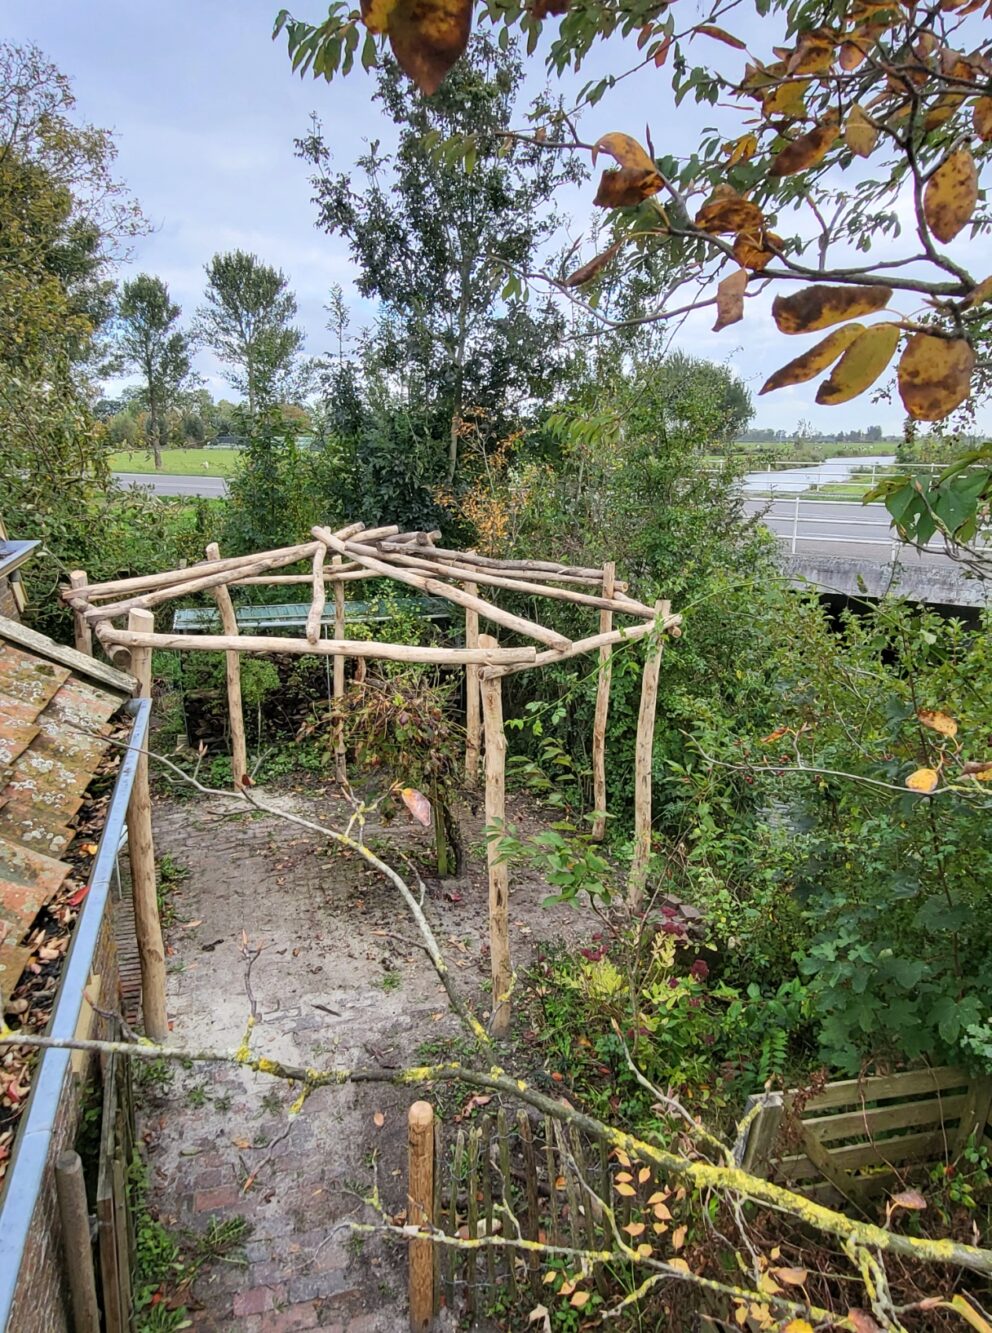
138, 781, 592, 1331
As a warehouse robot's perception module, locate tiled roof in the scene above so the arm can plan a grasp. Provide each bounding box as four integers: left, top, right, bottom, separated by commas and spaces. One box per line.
0, 638, 126, 1006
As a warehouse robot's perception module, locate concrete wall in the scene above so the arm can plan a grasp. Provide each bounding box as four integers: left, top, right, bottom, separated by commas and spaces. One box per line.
782, 553, 989, 610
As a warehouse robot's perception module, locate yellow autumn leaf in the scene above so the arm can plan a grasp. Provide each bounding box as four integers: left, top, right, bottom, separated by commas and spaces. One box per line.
624, 1221, 647, 1236
923, 147, 978, 243
615, 1182, 637, 1197
774, 1266, 809, 1286
668, 1257, 690, 1273
637, 1166, 651, 1184
614, 1171, 633, 1183
815, 323, 900, 405
359, 0, 472, 96
615, 1149, 632, 1167
966, 275, 992, 309
760, 324, 866, 393
906, 767, 939, 794
783, 1322, 815, 1333
917, 709, 957, 738
671, 1224, 687, 1251
772, 285, 891, 334
844, 104, 878, 157
636, 1243, 654, 1258
570, 1290, 590, 1309
592, 132, 656, 173
647, 1191, 668, 1204
897, 334, 975, 421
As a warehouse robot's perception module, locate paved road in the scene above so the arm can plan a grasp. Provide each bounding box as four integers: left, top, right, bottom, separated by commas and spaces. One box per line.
114, 472, 959, 568
113, 472, 228, 498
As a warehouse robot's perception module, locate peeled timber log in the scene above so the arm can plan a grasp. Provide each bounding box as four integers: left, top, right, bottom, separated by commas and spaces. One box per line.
314, 527, 572, 652
482, 610, 681, 679
97, 626, 537, 668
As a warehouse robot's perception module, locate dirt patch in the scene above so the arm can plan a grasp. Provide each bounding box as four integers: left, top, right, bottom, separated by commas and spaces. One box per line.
138, 781, 593, 1330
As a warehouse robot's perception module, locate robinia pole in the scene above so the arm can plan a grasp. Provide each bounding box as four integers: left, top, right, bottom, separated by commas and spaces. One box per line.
479, 633, 511, 1038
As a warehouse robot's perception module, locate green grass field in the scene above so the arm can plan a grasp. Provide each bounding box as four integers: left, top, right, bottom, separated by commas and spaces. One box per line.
109, 448, 242, 477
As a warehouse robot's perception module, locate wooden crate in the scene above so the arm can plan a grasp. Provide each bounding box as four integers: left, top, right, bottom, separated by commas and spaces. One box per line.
735, 1067, 992, 1206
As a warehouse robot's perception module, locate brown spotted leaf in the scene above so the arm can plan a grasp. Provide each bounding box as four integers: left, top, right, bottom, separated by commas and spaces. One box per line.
695, 196, 764, 235
360, 0, 473, 95
713, 268, 747, 331
769, 121, 838, 177
923, 147, 978, 243
966, 275, 992, 308
563, 243, 620, 288
897, 333, 975, 420
763, 79, 809, 118
974, 98, 992, 142
906, 768, 939, 794
760, 324, 865, 393
733, 230, 782, 272
889, 1188, 927, 1211
917, 709, 957, 738
593, 167, 663, 208
773, 284, 891, 334
593, 132, 656, 172
789, 32, 835, 73
844, 104, 878, 157
815, 322, 900, 405
694, 24, 746, 48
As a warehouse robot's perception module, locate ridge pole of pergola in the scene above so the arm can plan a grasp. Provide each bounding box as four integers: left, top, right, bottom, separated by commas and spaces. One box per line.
628, 600, 668, 912
479, 633, 511, 1038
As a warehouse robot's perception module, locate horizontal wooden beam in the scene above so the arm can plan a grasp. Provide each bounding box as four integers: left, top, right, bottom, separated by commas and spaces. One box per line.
482, 611, 682, 678
98, 627, 538, 668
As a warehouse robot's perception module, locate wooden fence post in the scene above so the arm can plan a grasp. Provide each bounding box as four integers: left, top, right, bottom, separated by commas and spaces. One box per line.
629, 600, 668, 911
480, 635, 511, 1038
464, 575, 481, 787
69, 571, 93, 657
332, 555, 347, 784
126, 608, 168, 1042
205, 544, 247, 788
56, 1150, 101, 1333
408, 1100, 435, 1332
591, 561, 615, 842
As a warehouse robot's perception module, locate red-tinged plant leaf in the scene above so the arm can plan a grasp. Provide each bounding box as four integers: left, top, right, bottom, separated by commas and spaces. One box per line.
847, 1310, 883, 1333
695, 24, 746, 48
889, 1187, 927, 1210
66, 883, 90, 908
401, 786, 432, 826
563, 243, 620, 287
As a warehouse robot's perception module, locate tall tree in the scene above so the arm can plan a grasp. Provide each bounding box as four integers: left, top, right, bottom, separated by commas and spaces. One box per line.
297, 35, 582, 489
196, 250, 304, 418
117, 275, 195, 469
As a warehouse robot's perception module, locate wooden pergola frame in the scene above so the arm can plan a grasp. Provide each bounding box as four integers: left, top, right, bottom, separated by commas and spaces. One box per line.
63, 522, 681, 1039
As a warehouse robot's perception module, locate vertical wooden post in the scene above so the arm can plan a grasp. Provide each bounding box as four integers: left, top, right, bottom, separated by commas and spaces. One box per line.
69, 572, 93, 657
464, 573, 481, 787
408, 1100, 435, 1333
332, 555, 347, 784
205, 544, 247, 788
55, 1150, 101, 1333
629, 599, 668, 912
479, 635, 511, 1038
590, 560, 615, 842
126, 608, 168, 1042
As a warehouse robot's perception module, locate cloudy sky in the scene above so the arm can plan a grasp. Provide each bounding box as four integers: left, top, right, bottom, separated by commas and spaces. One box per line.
7, 0, 990, 436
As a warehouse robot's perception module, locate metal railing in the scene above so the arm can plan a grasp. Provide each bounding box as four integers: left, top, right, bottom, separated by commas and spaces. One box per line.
756, 494, 908, 559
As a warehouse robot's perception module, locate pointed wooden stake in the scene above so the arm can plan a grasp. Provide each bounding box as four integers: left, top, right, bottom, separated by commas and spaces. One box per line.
480, 635, 511, 1038
629, 600, 668, 911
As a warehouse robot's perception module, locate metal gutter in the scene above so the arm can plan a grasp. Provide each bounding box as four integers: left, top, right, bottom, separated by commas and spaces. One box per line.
0, 697, 150, 1331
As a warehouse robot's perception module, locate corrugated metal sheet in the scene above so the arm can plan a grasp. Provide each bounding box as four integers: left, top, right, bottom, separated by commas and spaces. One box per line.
0, 639, 124, 1005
